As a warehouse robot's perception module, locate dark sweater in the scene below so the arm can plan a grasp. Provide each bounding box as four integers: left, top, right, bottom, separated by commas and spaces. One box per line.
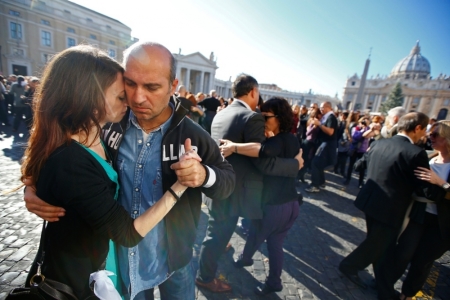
259, 132, 300, 205
35, 141, 142, 299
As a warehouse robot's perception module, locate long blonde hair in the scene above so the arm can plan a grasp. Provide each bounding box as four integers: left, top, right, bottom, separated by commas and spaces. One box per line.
431, 120, 450, 154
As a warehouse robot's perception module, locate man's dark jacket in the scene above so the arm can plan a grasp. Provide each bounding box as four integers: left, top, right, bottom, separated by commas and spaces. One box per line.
102, 97, 235, 272
354, 135, 430, 230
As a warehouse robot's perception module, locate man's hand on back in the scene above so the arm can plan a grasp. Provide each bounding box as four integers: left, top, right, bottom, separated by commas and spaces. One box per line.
23, 179, 65, 222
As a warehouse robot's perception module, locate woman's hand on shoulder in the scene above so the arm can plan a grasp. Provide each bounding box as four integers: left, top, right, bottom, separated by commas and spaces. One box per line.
414, 166, 446, 186
265, 131, 275, 138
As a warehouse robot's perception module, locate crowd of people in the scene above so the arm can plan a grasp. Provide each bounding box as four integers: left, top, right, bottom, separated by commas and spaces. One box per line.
0, 74, 40, 132
0, 40, 446, 300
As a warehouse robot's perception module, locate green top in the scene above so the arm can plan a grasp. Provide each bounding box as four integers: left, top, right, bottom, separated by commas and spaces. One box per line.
76, 140, 123, 297
76, 141, 119, 199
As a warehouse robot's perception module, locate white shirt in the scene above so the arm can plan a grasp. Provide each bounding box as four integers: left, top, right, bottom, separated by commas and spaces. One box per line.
320, 111, 334, 125
396, 133, 414, 144
426, 158, 450, 215
234, 98, 252, 111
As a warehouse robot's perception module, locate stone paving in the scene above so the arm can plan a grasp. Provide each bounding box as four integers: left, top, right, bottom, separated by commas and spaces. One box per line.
0, 120, 449, 300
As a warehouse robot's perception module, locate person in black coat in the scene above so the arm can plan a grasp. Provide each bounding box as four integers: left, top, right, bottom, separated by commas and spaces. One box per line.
338, 112, 430, 300
197, 90, 221, 134
388, 120, 450, 300
195, 75, 302, 293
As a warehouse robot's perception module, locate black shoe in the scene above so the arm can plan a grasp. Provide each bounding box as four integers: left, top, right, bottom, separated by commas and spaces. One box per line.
254, 283, 282, 296
234, 254, 253, 268
343, 179, 350, 185
338, 264, 367, 289
237, 223, 249, 236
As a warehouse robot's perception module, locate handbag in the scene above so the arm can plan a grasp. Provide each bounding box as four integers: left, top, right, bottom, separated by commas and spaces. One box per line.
5, 221, 79, 300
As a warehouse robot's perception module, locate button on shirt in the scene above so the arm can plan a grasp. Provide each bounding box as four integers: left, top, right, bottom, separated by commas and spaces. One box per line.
116, 108, 174, 299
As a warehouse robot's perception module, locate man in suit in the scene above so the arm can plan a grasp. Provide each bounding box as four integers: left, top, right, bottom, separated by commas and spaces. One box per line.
338, 112, 430, 300
195, 74, 302, 293
197, 89, 221, 134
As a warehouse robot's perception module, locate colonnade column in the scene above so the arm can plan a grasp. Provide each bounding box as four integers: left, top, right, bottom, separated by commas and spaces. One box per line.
430, 98, 441, 117
199, 71, 204, 93
209, 73, 215, 95
185, 69, 191, 91
417, 97, 426, 113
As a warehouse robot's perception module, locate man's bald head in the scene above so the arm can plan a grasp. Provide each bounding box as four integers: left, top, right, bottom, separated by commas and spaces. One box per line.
123, 41, 177, 83
320, 101, 332, 114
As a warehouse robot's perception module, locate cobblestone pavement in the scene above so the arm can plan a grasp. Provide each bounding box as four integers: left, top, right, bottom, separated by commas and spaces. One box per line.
0, 122, 449, 300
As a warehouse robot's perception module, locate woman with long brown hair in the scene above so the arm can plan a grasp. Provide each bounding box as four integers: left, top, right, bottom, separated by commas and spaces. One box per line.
20, 45, 193, 299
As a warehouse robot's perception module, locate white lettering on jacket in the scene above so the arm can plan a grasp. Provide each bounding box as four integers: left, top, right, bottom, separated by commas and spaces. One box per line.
107, 132, 122, 150
162, 144, 198, 161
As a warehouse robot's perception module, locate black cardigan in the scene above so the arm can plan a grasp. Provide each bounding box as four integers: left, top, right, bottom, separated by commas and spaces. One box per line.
34, 141, 142, 299
259, 132, 300, 205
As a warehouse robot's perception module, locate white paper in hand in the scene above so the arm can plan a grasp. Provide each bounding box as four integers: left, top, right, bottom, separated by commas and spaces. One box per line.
89, 270, 121, 300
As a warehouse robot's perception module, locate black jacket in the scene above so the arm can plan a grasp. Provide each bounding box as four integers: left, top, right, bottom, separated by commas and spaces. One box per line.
102, 97, 235, 272
354, 135, 430, 230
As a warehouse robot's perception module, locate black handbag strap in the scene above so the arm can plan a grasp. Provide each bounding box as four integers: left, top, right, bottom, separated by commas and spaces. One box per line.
38, 220, 47, 265
40, 279, 78, 300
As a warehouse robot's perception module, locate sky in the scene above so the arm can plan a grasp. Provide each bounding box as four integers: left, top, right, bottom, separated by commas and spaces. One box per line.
70, 0, 450, 98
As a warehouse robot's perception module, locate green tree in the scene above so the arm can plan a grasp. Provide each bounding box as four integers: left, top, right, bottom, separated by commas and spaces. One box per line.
380, 82, 404, 114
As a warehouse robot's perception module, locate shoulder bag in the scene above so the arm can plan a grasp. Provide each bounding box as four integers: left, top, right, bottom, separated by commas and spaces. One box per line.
5, 221, 79, 300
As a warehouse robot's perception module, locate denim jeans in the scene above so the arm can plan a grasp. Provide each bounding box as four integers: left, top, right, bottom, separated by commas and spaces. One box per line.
134, 262, 195, 300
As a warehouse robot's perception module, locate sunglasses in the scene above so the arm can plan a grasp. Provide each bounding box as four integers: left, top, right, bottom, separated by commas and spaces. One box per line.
264, 115, 277, 121
429, 132, 440, 139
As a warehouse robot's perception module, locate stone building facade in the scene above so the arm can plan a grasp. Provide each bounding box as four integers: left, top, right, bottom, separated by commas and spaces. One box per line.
173, 51, 217, 95
342, 42, 450, 120
0, 0, 134, 76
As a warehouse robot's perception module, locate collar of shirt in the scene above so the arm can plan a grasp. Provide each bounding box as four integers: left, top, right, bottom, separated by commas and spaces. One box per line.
234, 98, 252, 111
397, 133, 414, 144
320, 111, 334, 124
125, 103, 175, 135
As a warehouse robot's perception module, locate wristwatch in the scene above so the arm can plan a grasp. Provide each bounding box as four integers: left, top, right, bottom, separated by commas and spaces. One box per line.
442, 182, 450, 191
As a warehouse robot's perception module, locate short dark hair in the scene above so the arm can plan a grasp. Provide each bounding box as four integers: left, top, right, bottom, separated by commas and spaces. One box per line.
232, 74, 258, 98
397, 112, 429, 133
260, 97, 293, 133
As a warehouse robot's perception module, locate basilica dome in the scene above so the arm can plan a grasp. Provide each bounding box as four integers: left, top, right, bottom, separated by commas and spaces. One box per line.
390, 41, 430, 79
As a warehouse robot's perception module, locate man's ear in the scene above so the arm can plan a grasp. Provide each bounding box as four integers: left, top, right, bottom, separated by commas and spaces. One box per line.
250, 87, 258, 100
170, 78, 179, 95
